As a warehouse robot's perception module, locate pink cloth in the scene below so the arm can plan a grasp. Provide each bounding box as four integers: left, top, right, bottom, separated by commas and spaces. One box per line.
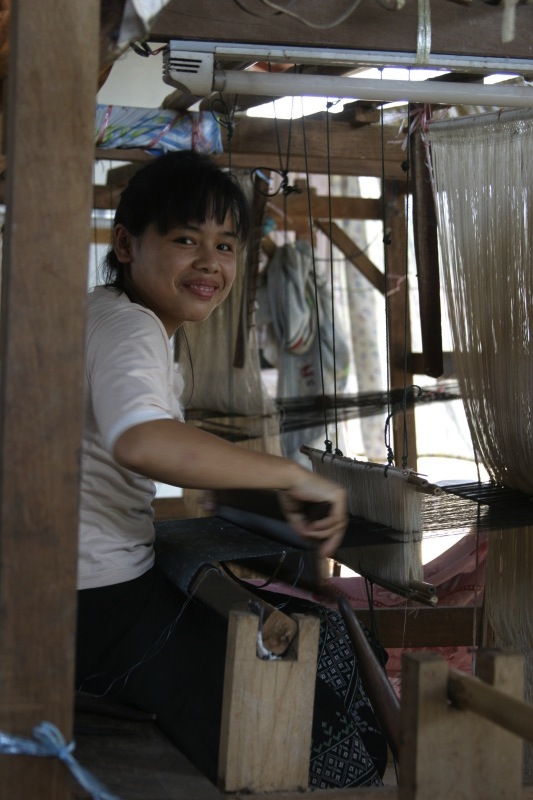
246, 530, 486, 609
245, 531, 487, 691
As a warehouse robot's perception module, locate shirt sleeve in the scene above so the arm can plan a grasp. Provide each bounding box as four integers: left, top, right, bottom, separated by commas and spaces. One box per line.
86, 304, 175, 453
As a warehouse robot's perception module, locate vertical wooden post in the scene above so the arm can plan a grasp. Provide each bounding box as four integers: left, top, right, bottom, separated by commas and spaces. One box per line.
399, 650, 524, 800
383, 179, 417, 470
0, 1, 99, 798
218, 611, 319, 793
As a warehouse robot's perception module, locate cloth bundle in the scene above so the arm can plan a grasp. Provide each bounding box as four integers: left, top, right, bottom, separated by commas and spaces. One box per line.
95, 104, 223, 154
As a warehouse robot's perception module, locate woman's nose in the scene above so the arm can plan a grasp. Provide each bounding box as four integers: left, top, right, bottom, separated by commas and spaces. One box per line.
193, 244, 219, 271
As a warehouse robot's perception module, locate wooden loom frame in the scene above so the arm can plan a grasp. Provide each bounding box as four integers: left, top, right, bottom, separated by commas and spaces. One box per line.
2, 1, 533, 798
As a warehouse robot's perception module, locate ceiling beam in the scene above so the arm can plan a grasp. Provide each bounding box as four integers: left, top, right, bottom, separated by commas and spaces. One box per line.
150, 0, 533, 69
215, 116, 406, 179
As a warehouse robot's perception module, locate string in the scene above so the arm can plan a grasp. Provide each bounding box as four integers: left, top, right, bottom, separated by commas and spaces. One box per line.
0, 722, 122, 800
471, 519, 481, 676
207, 93, 244, 408
363, 579, 384, 665
231, 0, 296, 17
210, 94, 236, 172
249, 0, 363, 29
379, 97, 413, 469
77, 573, 208, 697
380, 88, 394, 467
269, 67, 301, 244
300, 108, 331, 451
383, 385, 421, 464
325, 100, 342, 456
401, 111, 412, 469
92, 161, 100, 281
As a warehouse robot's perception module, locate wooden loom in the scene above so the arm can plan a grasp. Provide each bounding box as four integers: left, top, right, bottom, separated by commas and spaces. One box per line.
3, 1, 533, 799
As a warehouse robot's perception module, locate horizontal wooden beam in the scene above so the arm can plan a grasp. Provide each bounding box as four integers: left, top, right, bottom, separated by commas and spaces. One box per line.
219, 116, 406, 179
355, 605, 482, 648
92, 117, 405, 210
150, 0, 533, 66
95, 118, 405, 179
190, 566, 299, 655
267, 193, 382, 221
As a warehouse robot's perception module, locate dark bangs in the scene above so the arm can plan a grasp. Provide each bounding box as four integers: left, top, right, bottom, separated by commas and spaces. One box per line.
115, 151, 250, 243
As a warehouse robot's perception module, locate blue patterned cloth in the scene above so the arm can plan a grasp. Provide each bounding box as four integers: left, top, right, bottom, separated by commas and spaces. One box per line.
95, 105, 223, 155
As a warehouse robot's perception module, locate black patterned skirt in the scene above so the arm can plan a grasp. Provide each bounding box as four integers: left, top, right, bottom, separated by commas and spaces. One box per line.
76, 566, 388, 789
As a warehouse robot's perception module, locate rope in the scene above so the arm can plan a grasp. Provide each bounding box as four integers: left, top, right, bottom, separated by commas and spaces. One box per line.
401, 118, 412, 468
325, 101, 342, 455
380, 92, 394, 467
300, 109, 330, 448
0, 721, 122, 800
209, 94, 236, 173
234, 0, 363, 29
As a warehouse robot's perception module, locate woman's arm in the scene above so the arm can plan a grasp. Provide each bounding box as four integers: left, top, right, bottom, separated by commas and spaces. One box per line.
114, 418, 347, 558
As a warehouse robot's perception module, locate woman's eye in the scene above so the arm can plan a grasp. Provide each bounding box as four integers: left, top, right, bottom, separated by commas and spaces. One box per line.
176, 236, 195, 245
218, 242, 233, 252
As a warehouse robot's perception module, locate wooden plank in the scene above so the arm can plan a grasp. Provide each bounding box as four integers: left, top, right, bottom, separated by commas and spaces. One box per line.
75, 709, 399, 799
91, 225, 113, 246
222, 117, 405, 179
150, 0, 533, 64
73, 712, 222, 800
220, 151, 404, 179
189, 565, 299, 655
73, 702, 533, 800
355, 606, 482, 648
218, 611, 319, 793
448, 658, 530, 742
95, 146, 154, 163
315, 219, 386, 293
268, 791, 397, 799
0, 1, 99, 798
399, 651, 524, 800
267, 788, 533, 800
268, 192, 382, 222
152, 495, 188, 520
93, 119, 405, 179
383, 179, 417, 468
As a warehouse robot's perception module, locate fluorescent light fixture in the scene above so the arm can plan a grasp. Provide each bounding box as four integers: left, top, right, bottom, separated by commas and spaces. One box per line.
163, 43, 533, 109
246, 70, 450, 118
164, 40, 533, 77
213, 69, 533, 109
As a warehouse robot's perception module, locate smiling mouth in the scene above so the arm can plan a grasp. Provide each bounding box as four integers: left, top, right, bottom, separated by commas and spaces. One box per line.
186, 283, 218, 298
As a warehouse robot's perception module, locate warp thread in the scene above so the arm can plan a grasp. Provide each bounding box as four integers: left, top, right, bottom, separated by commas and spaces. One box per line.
0, 720, 122, 800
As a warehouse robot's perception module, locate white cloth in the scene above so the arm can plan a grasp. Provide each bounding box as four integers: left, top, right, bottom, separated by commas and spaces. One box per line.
78, 287, 184, 590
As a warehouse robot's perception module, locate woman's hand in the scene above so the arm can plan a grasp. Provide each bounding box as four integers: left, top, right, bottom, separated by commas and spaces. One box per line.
277, 472, 348, 559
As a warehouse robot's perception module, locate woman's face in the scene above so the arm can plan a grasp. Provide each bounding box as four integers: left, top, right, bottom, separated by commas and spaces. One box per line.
114, 214, 239, 336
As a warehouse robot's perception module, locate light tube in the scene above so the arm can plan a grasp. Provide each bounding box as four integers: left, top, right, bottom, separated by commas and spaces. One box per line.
212, 69, 533, 108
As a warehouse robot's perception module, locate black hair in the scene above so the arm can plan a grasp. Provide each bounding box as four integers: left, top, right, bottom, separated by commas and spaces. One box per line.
101, 150, 250, 290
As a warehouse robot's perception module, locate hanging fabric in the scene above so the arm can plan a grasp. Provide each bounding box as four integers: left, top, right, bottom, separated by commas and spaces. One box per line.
428, 107, 533, 492
256, 240, 351, 460
428, 106, 533, 778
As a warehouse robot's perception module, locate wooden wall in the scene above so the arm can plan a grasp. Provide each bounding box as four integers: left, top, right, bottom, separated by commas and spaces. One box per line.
0, 1, 99, 798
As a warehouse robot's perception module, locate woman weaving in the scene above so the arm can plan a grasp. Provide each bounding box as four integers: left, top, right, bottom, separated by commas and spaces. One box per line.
76, 150, 387, 789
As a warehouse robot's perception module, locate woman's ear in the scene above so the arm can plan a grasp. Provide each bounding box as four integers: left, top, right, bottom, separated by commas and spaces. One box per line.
113, 224, 134, 263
